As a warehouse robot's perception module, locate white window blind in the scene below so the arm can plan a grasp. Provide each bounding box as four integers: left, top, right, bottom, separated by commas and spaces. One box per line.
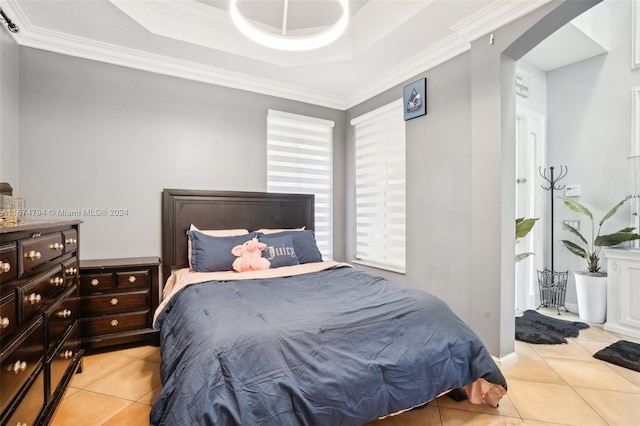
267, 109, 334, 259
351, 99, 406, 272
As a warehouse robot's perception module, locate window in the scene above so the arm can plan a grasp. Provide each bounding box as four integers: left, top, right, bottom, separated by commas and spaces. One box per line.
351, 99, 406, 272
267, 109, 334, 259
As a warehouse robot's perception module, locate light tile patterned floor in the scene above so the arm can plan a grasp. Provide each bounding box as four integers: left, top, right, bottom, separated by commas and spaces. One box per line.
51, 309, 640, 425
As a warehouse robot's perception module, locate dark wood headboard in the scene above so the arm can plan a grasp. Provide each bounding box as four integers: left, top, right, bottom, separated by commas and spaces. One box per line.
161, 189, 315, 281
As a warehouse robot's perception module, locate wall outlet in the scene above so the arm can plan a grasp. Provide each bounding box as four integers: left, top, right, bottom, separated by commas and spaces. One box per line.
563, 219, 580, 230
565, 185, 581, 197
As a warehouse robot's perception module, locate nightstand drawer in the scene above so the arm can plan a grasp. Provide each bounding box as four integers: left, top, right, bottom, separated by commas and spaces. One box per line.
19, 232, 64, 276
80, 290, 149, 315
81, 310, 149, 337
0, 292, 17, 339
0, 242, 17, 284
116, 270, 149, 289
0, 318, 44, 413
80, 272, 113, 294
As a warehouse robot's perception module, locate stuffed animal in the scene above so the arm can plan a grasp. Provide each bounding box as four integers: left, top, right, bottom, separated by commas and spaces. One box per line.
231, 237, 270, 272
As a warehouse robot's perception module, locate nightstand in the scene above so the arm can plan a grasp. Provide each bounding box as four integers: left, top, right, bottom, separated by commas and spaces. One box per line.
79, 257, 160, 351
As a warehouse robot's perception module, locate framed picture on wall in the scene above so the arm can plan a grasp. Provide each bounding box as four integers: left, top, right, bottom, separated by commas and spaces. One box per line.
403, 78, 427, 121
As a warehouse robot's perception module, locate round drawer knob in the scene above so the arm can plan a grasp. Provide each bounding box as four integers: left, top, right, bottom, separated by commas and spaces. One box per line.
110, 298, 118, 306
0, 261, 10, 273
51, 276, 64, 286
28, 293, 42, 304
110, 319, 119, 327
60, 309, 72, 318
0, 317, 9, 328
26, 250, 41, 261
12, 360, 27, 374
91, 279, 99, 286
128, 276, 136, 283
63, 350, 74, 359
50, 242, 64, 251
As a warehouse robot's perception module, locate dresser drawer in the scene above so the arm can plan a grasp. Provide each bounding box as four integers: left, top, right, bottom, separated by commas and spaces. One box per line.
62, 229, 78, 254
63, 257, 79, 288
20, 267, 65, 325
19, 232, 64, 276
0, 292, 17, 339
81, 310, 149, 338
80, 290, 149, 316
0, 318, 44, 413
4, 365, 45, 426
80, 272, 113, 294
48, 324, 80, 400
116, 270, 149, 289
45, 286, 78, 354
0, 242, 17, 284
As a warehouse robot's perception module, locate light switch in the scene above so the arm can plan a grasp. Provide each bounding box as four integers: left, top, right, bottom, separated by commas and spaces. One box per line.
565, 185, 581, 197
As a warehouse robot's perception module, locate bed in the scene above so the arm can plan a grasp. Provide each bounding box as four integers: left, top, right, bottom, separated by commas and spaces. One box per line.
150, 189, 507, 425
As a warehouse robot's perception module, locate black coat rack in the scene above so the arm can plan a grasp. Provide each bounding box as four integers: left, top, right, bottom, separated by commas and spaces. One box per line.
538, 165, 568, 273
536, 165, 570, 315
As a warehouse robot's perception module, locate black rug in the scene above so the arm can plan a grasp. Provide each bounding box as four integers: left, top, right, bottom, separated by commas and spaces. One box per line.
515, 309, 589, 344
593, 340, 640, 372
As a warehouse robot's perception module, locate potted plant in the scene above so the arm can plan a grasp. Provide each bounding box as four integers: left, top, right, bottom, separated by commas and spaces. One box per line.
516, 217, 538, 263
560, 197, 640, 323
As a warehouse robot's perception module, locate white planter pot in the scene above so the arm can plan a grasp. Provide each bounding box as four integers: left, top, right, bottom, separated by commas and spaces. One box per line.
574, 272, 607, 323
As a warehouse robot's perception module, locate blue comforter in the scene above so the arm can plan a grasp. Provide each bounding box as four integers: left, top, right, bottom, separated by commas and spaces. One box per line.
150, 266, 506, 425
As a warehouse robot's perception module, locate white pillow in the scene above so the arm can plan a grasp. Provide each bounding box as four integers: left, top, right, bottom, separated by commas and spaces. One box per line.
255, 226, 305, 234
188, 225, 249, 268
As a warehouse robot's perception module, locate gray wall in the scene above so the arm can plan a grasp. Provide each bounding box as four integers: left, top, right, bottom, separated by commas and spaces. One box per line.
16, 47, 346, 261
0, 27, 18, 185
547, 0, 640, 305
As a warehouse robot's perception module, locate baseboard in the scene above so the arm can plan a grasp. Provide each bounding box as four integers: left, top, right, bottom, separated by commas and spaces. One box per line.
492, 352, 518, 371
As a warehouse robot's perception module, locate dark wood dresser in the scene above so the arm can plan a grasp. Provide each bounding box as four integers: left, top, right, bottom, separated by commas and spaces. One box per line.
79, 257, 160, 351
0, 220, 83, 426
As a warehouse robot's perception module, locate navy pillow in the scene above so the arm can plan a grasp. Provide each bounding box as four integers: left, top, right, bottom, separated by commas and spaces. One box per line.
258, 230, 323, 264
187, 230, 257, 272
259, 234, 300, 268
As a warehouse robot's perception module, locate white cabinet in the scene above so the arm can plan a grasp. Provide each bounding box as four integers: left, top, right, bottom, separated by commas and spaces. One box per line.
604, 249, 640, 338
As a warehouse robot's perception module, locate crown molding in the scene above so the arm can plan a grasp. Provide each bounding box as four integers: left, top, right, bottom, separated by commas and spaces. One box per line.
344, 34, 470, 109
5, 0, 548, 111
452, 0, 552, 42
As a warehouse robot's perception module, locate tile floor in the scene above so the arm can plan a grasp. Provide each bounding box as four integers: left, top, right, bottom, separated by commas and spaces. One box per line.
51, 309, 640, 425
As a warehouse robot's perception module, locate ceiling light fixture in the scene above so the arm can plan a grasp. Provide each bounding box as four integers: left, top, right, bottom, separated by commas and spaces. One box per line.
229, 0, 348, 51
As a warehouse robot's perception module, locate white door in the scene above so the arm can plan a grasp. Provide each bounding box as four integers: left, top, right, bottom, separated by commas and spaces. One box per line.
515, 108, 546, 311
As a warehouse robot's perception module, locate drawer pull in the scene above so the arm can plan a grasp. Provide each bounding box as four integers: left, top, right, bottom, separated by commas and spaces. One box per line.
0, 317, 9, 328
59, 309, 72, 318
65, 238, 77, 245
27, 293, 42, 304
26, 250, 42, 261
128, 275, 137, 283
50, 242, 64, 251
12, 360, 27, 374
51, 276, 64, 286
91, 278, 99, 286
0, 261, 10, 273
110, 298, 119, 306
63, 350, 74, 359
17, 422, 27, 426
110, 319, 119, 327
65, 267, 78, 275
